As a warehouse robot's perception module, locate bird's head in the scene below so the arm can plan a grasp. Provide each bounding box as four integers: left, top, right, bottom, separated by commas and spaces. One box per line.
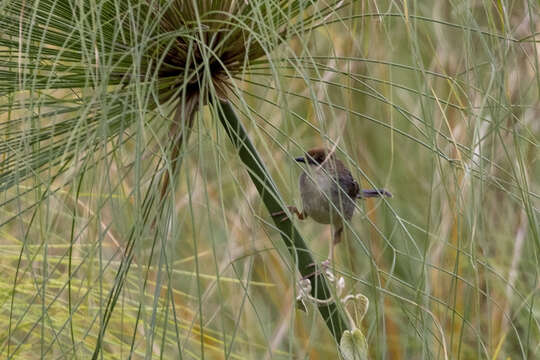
295, 148, 335, 166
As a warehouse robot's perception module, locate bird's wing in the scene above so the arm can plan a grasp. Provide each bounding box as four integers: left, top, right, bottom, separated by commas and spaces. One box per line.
336, 167, 360, 199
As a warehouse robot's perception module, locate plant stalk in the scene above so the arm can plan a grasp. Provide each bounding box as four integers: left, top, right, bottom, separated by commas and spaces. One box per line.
216, 100, 348, 342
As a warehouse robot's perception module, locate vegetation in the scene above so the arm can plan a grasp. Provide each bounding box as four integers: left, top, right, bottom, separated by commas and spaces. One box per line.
1, 0, 538, 358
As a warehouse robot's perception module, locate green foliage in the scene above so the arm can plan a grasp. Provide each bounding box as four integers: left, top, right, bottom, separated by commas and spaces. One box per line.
340, 329, 369, 360
1, 0, 539, 359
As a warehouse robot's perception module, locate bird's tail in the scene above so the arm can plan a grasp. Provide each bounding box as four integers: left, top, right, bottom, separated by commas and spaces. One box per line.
359, 189, 392, 198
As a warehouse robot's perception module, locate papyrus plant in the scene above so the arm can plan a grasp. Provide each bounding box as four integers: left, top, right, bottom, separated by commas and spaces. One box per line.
1, 1, 351, 358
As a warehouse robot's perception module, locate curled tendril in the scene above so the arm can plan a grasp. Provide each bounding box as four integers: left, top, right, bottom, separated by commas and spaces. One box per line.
295, 268, 346, 309
342, 294, 369, 330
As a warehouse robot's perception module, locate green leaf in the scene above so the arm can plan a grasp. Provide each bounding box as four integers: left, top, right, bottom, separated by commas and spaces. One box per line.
340, 329, 369, 360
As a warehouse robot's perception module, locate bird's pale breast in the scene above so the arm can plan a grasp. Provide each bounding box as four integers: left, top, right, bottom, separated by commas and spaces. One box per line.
299, 166, 357, 225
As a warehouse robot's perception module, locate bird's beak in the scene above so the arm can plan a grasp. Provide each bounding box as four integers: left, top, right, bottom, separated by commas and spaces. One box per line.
294, 157, 306, 163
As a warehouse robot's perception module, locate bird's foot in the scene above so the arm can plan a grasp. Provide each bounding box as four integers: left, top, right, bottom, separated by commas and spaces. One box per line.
272, 206, 306, 222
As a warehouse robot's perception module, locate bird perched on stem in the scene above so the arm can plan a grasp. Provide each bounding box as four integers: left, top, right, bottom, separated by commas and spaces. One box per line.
274, 148, 391, 263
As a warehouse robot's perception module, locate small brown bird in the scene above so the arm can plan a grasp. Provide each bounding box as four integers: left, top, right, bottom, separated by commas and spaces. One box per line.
275, 148, 391, 261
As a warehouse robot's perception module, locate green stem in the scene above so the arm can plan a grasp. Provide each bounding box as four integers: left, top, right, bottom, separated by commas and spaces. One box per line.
216, 100, 347, 342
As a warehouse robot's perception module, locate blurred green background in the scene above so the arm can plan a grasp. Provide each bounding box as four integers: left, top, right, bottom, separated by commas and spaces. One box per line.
1, 0, 538, 359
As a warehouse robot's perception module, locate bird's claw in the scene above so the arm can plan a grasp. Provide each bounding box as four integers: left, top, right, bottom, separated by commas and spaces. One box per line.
272, 206, 304, 222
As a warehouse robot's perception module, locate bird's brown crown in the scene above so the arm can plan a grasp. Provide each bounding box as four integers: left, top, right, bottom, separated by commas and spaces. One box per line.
305, 148, 334, 165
